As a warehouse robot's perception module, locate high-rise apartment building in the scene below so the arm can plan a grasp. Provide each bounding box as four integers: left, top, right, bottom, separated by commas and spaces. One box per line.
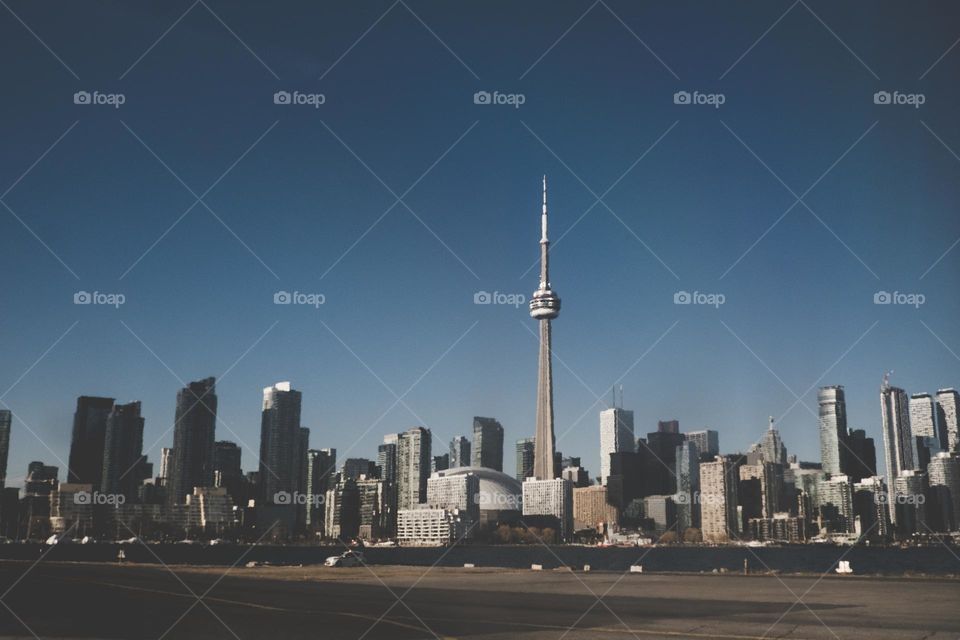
818, 386, 848, 476
0, 410, 10, 491
881, 377, 916, 524
68, 396, 115, 486
910, 393, 942, 445
935, 389, 959, 453
169, 378, 218, 505
515, 438, 534, 482
699, 457, 739, 542
472, 417, 504, 471
258, 381, 301, 504
100, 401, 146, 500
397, 427, 431, 509
685, 430, 719, 459
927, 452, 960, 532
449, 436, 470, 468
675, 440, 700, 531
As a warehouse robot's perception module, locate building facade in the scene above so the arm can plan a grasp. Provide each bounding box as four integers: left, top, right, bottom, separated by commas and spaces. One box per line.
169, 378, 218, 505
599, 407, 635, 486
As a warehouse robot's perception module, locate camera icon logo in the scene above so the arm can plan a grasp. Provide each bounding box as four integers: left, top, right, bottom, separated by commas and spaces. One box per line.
873, 91, 891, 105
873, 291, 891, 304
74, 291, 92, 304
273, 291, 292, 305
473, 91, 491, 105
673, 91, 691, 105
74, 491, 92, 505
73, 91, 91, 105
673, 290, 692, 304
274, 91, 291, 105
473, 291, 492, 304
273, 491, 291, 505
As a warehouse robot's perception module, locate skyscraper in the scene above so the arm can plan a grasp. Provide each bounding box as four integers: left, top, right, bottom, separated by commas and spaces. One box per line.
67, 396, 115, 486
397, 427, 431, 509
213, 440, 243, 497
258, 381, 301, 504
530, 177, 560, 480
760, 417, 788, 466
818, 386, 848, 476
599, 407, 635, 486
449, 436, 470, 468
699, 456, 739, 542
685, 430, 719, 459
377, 438, 397, 483
675, 440, 700, 532
0, 410, 10, 491
927, 452, 960, 532
159, 447, 173, 485
935, 388, 959, 453
100, 401, 147, 500
880, 375, 915, 524
305, 448, 336, 532
472, 417, 504, 471
169, 377, 218, 505
845, 429, 877, 482
515, 438, 534, 482
910, 393, 941, 444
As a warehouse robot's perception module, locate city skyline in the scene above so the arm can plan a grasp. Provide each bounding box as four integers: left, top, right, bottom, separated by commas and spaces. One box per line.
1, 2, 958, 493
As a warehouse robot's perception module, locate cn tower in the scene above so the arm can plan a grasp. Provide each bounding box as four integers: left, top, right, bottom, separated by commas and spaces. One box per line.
530, 176, 561, 480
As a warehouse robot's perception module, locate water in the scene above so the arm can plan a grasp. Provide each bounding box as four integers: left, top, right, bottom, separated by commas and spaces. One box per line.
1, 543, 957, 576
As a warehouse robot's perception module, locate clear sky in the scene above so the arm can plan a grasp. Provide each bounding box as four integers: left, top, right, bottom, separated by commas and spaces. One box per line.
1, 1, 958, 486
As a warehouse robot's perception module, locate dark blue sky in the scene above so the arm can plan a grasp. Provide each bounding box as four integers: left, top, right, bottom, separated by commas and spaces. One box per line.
1, 1, 958, 485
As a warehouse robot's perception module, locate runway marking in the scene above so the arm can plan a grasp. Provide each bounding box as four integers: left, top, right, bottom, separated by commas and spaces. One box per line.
60, 577, 456, 638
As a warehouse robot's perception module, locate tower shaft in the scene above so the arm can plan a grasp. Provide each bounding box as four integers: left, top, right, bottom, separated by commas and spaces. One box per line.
533, 318, 556, 479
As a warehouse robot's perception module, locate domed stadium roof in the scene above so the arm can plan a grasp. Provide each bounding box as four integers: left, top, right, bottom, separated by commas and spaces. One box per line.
433, 466, 521, 512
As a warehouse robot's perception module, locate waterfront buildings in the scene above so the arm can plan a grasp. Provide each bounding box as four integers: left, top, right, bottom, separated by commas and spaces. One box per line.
169, 378, 218, 505
396, 507, 469, 545
522, 477, 573, 540
472, 417, 503, 472
427, 471, 479, 531
572, 485, 618, 531
599, 406, 635, 485
817, 475, 854, 534
852, 476, 891, 538
893, 470, 928, 535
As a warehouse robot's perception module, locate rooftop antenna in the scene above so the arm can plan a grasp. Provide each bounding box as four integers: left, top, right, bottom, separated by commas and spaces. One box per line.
768, 415, 774, 431
619, 384, 624, 409
882, 370, 894, 391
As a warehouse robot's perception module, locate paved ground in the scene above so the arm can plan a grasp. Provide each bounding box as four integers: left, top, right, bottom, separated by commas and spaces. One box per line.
0, 561, 956, 639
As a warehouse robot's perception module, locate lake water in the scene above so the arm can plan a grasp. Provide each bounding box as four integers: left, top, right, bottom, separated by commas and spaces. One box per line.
1, 543, 958, 576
